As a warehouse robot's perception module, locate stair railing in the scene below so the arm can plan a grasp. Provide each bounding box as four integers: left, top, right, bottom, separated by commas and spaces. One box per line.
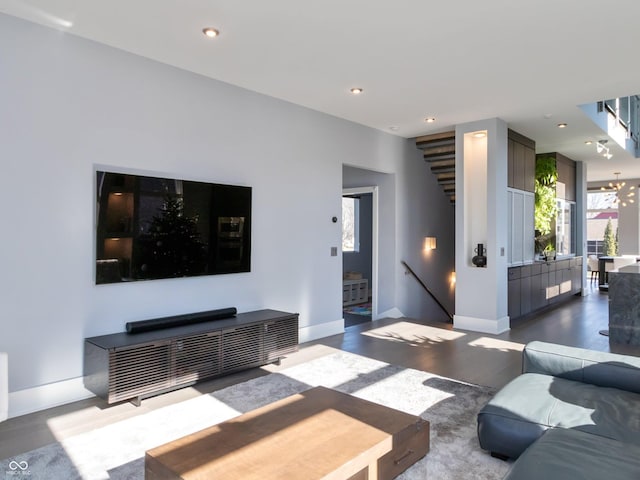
401, 260, 454, 322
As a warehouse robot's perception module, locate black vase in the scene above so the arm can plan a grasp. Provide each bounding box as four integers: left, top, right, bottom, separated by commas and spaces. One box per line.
472, 243, 487, 267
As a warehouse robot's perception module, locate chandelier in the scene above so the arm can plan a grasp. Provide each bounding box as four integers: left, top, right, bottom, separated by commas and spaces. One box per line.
596, 140, 612, 159
601, 172, 635, 206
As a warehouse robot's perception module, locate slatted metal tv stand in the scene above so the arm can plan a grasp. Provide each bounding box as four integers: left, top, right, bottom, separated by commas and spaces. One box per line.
83, 309, 298, 405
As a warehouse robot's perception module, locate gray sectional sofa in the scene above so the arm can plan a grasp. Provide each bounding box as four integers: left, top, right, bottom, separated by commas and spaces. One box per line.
477, 341, 640, 479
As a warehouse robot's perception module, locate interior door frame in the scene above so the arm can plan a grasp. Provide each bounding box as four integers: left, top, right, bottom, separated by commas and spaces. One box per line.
342, 186, 378, 320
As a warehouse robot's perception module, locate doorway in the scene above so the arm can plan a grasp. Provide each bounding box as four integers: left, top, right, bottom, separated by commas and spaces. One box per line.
342, 186, 378, 327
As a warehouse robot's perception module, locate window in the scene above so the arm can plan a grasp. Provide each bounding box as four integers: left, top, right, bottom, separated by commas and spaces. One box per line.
342, 196, 359, 252
556, 199, 576, 256
586, 190, 618, 255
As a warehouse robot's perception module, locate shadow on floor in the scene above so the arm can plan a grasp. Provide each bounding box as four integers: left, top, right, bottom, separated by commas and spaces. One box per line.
344, 312, 371, 328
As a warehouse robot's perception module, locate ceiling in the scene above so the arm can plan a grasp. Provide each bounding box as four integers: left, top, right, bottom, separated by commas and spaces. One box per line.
3, 0, 640, 182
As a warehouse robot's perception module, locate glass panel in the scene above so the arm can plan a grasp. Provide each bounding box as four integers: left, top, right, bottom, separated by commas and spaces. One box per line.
586, 190, 618, 257
556, 199, 576, 256
604, 97, 631, 130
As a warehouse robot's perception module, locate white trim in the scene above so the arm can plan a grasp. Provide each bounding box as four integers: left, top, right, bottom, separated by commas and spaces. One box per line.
298, 319, 344, 343
8, 377, 94, 419
453, 314, 510, 334
343, 186, 379, 319
7, 321, 345, 418
0, 353, 7, 422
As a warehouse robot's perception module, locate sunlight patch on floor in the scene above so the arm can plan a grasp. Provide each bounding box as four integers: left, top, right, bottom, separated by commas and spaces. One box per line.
47, 393, 241, 478
45, 385, 223, 443
468, 337, 524, 353
45, 405, 107, 441
351, 368, 456, 406
362, 322, 466, 346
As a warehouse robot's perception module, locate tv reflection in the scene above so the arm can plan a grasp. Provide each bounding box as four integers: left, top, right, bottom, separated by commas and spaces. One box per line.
95, 171, 251, 284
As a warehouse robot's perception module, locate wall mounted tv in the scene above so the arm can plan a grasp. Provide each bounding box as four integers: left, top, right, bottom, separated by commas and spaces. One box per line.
96, 170, 251, 284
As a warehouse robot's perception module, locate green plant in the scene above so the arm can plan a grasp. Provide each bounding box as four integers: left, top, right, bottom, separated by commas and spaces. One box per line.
534, 156, 558, 237
603, 218, 617, 256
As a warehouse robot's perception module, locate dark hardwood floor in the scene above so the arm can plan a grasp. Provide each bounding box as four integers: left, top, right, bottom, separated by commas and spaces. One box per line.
2, 284, 639, 461
343, 311, 371, 328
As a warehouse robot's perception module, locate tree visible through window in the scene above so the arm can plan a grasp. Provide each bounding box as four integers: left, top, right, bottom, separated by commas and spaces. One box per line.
342, 196, 359, 252
587, 190, 618, 255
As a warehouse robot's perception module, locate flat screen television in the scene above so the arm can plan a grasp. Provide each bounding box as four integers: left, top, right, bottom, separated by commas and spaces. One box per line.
96, 170, 251, 284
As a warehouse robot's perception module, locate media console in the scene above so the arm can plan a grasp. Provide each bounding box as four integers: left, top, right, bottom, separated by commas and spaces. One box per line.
83, 309, 299, 405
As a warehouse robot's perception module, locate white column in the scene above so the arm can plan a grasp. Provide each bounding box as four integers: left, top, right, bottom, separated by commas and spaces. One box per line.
454, 118, 509, 334
576, 161, 588, 295
0, 352, 7, 422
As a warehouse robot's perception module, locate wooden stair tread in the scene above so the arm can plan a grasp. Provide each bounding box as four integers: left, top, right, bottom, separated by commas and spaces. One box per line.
421, 144, 455, 158
415, 131, 456, 205
415, 131, 455, 146
437, 179, 455, 186
424, 153, 455, 163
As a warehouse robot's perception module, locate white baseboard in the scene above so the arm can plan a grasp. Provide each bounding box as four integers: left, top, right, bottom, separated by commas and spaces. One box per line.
8, 377, 94, 419
453, 314, 510, 334
6, 319, 348, 419
0, 353, 7, 422
298, 319, 344, 344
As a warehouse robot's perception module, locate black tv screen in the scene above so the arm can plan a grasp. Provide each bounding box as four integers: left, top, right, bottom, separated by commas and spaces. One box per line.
96, 171, 251, 284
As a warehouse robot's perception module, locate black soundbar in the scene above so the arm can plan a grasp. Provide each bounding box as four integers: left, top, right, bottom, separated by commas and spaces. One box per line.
126, 307, 237, 334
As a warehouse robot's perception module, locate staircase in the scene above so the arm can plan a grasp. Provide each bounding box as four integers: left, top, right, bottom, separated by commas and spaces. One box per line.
415, 131, 456, 204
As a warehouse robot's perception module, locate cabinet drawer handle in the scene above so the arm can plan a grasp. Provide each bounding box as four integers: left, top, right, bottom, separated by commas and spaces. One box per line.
394, 449, 415, 465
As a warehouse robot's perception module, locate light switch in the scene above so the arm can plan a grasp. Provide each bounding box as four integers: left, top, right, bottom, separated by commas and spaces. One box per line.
331, 247, 338, 256
500, 247, 505, 256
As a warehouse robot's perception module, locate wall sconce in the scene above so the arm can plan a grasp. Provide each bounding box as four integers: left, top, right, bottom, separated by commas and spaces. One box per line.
424, 237, 437, 251
450, 271, 456, 285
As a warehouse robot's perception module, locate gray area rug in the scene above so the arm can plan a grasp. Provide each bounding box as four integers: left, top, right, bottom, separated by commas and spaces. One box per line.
0, 351, 509, 479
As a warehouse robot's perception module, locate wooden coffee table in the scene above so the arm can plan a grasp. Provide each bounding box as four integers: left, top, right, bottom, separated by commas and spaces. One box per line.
145, 386, 429, 480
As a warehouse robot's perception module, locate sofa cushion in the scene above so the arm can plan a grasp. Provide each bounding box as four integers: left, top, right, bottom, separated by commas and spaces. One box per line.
478, 372, 640, 458
523, 341, 640, 393
504, 428, 640, 480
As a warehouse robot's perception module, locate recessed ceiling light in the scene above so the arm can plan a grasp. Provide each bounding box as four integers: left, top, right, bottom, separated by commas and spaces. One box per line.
202, 27, 220, 38
350, 87, 363, 95
473, 132, 486, 138
389, 126, 399, 131
585, 140, 593, 145
424, 117, 436, 123
557, 123, 567, 128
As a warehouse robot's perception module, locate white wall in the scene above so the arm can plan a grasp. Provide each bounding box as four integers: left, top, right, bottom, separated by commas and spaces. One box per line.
0, 14, 451, 417
454, 119, 509, 334
394, 142, 456, 321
